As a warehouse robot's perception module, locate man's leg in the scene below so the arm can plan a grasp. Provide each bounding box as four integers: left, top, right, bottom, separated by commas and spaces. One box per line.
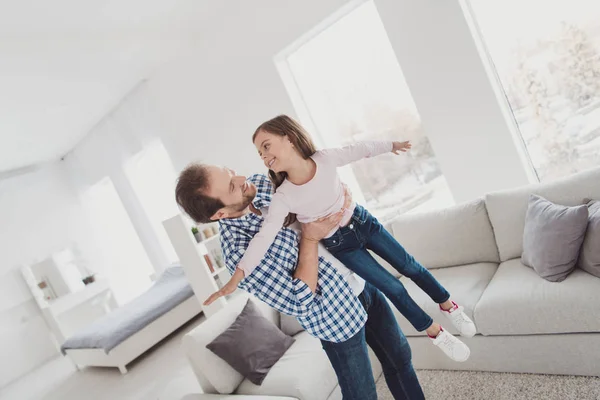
362, 283, 426, 400
320, 328, 378, 400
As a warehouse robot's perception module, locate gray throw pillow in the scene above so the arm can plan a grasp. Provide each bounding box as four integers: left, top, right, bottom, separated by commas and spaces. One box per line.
206, 299, 295, 385
577, 199, 600, 278
522, 195, 589, 282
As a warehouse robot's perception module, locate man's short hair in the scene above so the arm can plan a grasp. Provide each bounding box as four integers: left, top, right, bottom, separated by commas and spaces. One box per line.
175, 163, 223, 223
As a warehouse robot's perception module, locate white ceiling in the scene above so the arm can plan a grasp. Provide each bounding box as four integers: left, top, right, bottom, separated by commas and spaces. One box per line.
0, 0, 211, 174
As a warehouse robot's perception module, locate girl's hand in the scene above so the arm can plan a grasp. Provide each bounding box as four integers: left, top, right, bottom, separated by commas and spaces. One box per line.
392, 141, 412, 154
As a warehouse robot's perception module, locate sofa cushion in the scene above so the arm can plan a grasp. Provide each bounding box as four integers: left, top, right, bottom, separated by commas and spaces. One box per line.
206, 299, 295, 386
474, 258, 600, 335
280, 313, 305, 337
389, 198, 500, 269
485, 167, 600, 262
235, 331, 338, 400
522, 195, 589, 282
182, 294, 277, 394
578, 199, 600, 277
388, 263, 498, 337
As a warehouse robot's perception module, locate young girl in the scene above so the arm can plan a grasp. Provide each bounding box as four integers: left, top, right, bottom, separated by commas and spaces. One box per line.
216, 115, 476, 361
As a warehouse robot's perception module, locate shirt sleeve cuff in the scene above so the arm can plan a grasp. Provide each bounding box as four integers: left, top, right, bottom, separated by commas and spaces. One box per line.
292, 278, 315, 306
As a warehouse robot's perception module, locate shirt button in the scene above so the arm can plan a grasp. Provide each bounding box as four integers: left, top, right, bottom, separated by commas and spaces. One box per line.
349, 224, 354, 229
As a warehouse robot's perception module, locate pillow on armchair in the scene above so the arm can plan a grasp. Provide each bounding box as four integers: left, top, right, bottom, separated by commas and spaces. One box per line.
578, 199, 600, 278
522, 195, 589, 282
206, 299, 295, 385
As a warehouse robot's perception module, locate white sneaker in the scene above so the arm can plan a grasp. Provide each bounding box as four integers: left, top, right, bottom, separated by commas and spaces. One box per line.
440, 301, 477, 338
431, 328, 471, 362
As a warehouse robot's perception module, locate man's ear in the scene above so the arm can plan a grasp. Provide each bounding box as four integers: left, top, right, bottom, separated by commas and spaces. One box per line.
210, 208, 228, 221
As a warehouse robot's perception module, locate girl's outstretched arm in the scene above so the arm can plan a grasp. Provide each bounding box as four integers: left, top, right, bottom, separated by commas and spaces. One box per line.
319, 140, 411, 167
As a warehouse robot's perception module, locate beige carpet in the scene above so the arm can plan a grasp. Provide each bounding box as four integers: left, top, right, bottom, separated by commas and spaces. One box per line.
376, 370, 600, 400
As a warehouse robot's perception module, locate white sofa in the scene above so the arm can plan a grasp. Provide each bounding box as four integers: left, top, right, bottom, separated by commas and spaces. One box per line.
389, 166, 600, 377
181, 167, 600, 399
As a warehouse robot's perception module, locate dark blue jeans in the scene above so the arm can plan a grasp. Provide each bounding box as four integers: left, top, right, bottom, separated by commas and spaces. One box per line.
321, 283, 425, 400
322, 205, 450, 332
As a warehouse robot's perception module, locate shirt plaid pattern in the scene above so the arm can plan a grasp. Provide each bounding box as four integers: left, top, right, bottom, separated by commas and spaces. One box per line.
219, 174, 367, 343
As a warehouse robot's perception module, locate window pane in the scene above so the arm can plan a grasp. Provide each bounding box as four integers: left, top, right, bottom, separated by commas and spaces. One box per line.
281, 1, 453, 220
468, 0, 600, 181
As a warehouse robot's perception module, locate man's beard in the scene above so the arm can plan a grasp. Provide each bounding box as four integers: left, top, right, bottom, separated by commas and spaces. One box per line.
231, 192, 255, 212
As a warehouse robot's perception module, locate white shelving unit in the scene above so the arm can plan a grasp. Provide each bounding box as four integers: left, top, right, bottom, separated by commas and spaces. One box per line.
163, 214, 232, 318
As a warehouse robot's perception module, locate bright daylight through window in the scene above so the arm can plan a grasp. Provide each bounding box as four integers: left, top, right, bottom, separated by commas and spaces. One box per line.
279, 1, 454, 221
469, 0, 600, 181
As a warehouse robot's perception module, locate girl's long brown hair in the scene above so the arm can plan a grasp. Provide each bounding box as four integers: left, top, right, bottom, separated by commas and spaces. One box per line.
252, 115, 317, 226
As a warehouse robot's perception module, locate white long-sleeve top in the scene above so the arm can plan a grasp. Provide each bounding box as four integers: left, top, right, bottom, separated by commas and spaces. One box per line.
237, 140, 394, 276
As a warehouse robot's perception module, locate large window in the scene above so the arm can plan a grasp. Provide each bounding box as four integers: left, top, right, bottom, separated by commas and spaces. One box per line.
81, 177, 154, 304
125, 140, 180, 264
468, 0, 600, 181
276, 1, 453, 221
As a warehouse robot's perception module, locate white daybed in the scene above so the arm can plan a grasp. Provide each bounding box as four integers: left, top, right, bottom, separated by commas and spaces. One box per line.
62, 266, 202, 374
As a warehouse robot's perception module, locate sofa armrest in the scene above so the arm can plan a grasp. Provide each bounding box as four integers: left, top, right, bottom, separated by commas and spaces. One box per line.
181, 395, 298, 400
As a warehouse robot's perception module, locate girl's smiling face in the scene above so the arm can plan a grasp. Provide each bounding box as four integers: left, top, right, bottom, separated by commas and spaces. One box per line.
253, 129, 297, 173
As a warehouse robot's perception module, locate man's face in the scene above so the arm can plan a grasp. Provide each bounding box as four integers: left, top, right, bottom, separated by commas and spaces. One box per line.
205, 165, 257, 219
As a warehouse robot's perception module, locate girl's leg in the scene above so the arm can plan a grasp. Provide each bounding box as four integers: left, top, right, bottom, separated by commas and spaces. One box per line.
365, 217, 450, 305
364, 212, 477, 338
325, 236, 471, 361
323, 211, 472, 361
330, 246, 433, 332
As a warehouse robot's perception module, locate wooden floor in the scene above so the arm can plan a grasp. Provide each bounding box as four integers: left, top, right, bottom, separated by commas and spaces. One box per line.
0, 315, 206, 400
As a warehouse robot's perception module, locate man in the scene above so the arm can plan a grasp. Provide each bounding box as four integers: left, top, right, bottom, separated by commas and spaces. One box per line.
176, 163, 425, 400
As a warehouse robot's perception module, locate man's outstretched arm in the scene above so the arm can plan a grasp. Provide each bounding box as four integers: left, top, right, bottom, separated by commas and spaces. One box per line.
295, 185, 352, 292
294, 211, 344, 293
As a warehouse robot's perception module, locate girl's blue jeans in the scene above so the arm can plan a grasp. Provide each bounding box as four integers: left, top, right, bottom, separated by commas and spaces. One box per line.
322, 205, 450, 332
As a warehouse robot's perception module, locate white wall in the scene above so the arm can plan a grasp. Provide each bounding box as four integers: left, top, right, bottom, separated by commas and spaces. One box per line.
146, 0, 351, 176
0, 164, 94, 387
146, 0, 535, 202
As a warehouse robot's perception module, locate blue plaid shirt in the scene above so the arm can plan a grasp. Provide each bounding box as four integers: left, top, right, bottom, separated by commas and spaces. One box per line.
219, 174, 367, 343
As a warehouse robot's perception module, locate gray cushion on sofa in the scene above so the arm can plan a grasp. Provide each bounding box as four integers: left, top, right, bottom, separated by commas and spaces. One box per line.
474, 259, 600, 335
521, 195, 589, 282
206, 299, 295, 385
578, 199, 600, 277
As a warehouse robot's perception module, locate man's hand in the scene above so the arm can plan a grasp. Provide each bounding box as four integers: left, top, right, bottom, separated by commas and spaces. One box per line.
203, 268, 244, 305
392, 141, 412, 154
301, 182, 354, 241
203, 282, 236, 305
341, 183, 353, 210
301, 211, 344, 242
